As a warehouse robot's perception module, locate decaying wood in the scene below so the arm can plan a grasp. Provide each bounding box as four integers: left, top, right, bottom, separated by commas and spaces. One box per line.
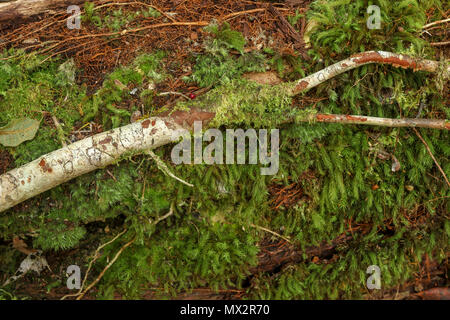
0, 0, 86, 24
0, 51, 448, 213
250, 234, 353, 275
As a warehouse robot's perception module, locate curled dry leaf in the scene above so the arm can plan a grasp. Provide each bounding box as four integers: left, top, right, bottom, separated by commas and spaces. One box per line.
13, 236, 38, 255
3, 251, 50, 286
303, 20, 318, 48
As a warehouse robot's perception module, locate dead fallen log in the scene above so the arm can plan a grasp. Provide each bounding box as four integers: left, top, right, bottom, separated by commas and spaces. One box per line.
0, 51, 448, 213
0, 0, 86, 24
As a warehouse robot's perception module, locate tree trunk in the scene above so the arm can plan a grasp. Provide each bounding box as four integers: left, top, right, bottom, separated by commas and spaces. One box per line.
0, 0, 87, 24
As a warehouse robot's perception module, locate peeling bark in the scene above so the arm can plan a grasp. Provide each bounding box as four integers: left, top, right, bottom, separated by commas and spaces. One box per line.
291, 51, 449, 95
0, 117, 184, 213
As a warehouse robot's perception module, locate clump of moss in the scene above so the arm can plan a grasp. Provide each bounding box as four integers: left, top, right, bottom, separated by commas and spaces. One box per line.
176, 79, 298, 128
306, 0, 431, 57
186, 22, 268, 88
84, 50, 166, 128
0, 49, 84, 127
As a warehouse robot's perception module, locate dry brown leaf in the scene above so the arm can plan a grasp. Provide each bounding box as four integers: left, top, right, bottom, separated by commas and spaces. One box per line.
13, 236, 37, 255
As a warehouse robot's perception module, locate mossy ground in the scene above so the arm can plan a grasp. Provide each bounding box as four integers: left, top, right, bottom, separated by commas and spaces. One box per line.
0, 0, 448, 300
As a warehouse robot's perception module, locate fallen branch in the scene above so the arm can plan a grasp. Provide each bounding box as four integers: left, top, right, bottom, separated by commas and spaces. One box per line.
292, 113, 450, 130
0, 51, 448, 213
0, 117, 186, 213
290, 51, 449, 95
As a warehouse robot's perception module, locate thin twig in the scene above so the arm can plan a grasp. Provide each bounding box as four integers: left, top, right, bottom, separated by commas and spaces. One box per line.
423, 18, 450, 29
154, 202, 175, 225
430, 41, 450, 47
51, 115, 67, 147
412, 128, 450, 188
250, 223, 292, 243
60, 228, 127, 300
74, 203, 174, 300
221, 7, 289, 21
76, 235, 136, 300
159, 91, 190, 100
287, 113, 450, 130
41, 21, 209, 49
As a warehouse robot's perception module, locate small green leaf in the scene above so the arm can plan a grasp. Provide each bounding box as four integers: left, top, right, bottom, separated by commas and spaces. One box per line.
0, 118, 40, 147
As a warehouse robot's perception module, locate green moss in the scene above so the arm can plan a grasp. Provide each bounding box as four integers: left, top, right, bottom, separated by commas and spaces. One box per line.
84, 51, 166, 128
0, 1, 448, 300
0, 49, 85, 128
83, 2, 158, 32
306, 0, 430, 56
176, 79, 297, 128
186, 23, 268, 88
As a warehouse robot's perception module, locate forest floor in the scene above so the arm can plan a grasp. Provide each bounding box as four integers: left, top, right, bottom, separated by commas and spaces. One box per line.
0, 0, 449, 300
